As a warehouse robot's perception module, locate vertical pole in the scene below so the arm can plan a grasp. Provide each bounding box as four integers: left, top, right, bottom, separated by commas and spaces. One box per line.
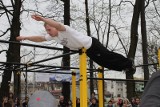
98, 67, 104, 107
72, 71, 76, 107
25, 65, 28, 97
84, 0, 94, 97
158, 48, 160, 67
33, 47, 36, 92
62, 0, 71, 103
79, 48, 88, 107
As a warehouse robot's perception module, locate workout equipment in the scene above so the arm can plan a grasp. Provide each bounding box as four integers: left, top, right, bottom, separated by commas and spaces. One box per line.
1, 40, 160, 107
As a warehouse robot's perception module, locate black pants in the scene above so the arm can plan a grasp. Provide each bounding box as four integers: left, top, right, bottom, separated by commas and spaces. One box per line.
86, 37, 132, 71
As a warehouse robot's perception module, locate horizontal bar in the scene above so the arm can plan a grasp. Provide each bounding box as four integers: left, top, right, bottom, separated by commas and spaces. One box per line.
28, 64, 96, 71
26, 70, 72, 74
88, 77, 148, 82
27, 66, 54, 71
0, 61, 26, 66
30, 67, 61, 72
0, 39, 79, 52
0, 67, 72, 74
0, 51, 79, 71
27, 66, 45, 71
0, 61, 75, 70
0, 39, 65, 50
0, 68, 10, 71
135, 63, 158, 67
0, 61, 96, 71
29, 52, 77, 65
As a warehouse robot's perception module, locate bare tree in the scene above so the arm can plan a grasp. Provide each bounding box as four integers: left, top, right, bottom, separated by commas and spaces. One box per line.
0, 0, 64, 100
146, 0, 160, 74
126, 0, 141, 100
0, 0, 22, 100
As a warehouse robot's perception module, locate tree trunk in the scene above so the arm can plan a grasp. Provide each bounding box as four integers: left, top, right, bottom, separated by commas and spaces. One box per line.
61, 0, 71, 104
0, 0, 22, 100
127, 0, 142, 101
84, 0, 94, 98
141, 0, 149, 86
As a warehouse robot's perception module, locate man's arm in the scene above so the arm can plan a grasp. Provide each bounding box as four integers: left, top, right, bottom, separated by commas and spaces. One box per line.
16, 36, 46, 42
31, 14, 66, 31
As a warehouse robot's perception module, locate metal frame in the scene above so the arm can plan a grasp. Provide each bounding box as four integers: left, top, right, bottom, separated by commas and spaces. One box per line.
0, 40, 159, 107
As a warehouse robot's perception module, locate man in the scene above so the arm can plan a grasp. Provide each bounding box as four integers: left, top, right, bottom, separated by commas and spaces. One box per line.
90, 97, 98, 107
2, 96, 12, 107
57, 95, 69, 107
22, 96, 29, 107
17, 14, 135, 73
140, 71, 160, 107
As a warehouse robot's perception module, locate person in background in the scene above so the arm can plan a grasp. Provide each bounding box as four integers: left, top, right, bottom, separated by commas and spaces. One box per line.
109, 98, 116, 107
22, 96, 29, 107
116, 98, 123, 107
8, 93, 14, 102
68, 100, 72, 107
123, 98, 132, 107
14, 97, 21, 107
91, 92, 96, 99
8, 93, 14, 107
57, 95, 69, 107
130, 97, 136, 107
107, 100, 113, 107
90, 97, 98, 107
90, 92, 98, 103
76, 98, 80, 107
2, 96, 12, 107
134, 97, 140, 107
140, 71, 160, 107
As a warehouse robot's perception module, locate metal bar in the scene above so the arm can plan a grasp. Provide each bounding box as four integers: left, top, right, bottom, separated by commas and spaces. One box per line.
29, 52, 77, 65
0, 61, 26, 66
79, 48, 88, 107
0, 61, 96, 71
0, 68, 11, 71
0, 62, 77, 70
0, 39, 63, 51
135, 63, 158, 67
0, 52, 78, 71
27, 66, 54, 71
1, 61, 158, 70
72, 71, 76, 107
98, 67, 104, 107
26, 70, 73, 74
25, 65, 28, 98
26, 63, 77, 70
32, 67, 60, 71
88, 77, 148, 82
29, 64, 96, 71
27, 66, 45, 71
28, 68, 61, 72
0, 67, 73, 74
0, 64, 5, 69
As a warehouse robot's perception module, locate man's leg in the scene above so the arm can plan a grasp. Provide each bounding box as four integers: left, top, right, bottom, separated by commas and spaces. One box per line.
140, 71, 160, 107
86, 37, 133, 71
